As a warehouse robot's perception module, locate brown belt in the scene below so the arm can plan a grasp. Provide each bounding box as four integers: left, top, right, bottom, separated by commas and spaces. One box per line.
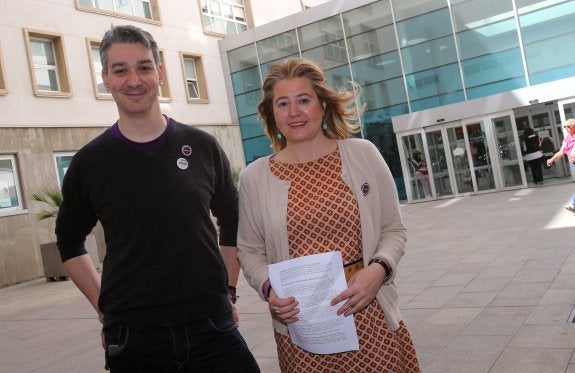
344, 258, 364, 281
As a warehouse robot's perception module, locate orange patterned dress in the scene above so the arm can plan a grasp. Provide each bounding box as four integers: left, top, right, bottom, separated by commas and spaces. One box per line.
269, 149, 421, 373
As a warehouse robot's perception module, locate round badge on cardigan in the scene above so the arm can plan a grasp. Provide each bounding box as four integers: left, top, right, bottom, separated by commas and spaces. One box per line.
361, 182, 370, 196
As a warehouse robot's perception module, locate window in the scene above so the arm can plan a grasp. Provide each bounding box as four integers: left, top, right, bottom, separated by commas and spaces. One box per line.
87, 39, 170, 100
0, 155, 24, 214
87, 39, 109, 98
0, 42, 6, 94
54, 152, 75, 188
24, 29, 71, 97
77, 0, 159, 22
181, 54, 208, 102
158, 50, 171, 100
199, 0, 249, 36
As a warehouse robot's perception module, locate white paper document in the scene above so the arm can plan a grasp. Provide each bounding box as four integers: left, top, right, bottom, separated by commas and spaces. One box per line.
268, 251, 359, 354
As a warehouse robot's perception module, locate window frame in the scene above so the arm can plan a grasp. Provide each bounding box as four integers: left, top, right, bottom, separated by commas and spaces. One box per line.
24, 29, 72, 97
158, 50, 171, 101
75, 0, 161, 24
198, 0, 252, 37
53, 152, 76, 188
87, 38, 111, 99
180, 53, 209, 103
0, 42, 6, 94
0, 154, 25, 216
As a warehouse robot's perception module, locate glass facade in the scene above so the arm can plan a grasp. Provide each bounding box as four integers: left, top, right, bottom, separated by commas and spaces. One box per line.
224, 0, 575, 199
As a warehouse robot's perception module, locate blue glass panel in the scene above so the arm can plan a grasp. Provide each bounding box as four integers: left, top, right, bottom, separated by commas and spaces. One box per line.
361, 77, 407, 110
234, 90, 260, 117
456, 19, 519, 60
401, 35, 457, 74
231, 66, 261, 95
524, 32, 575, 74
396, 8, 452, 48
227, 44, 258, 73
238, 114, 265, 140
242, 136, 272, 164
466, 77, 526, 100
462, 48, 524, 87
519, 1, 575, 44
324, 65, 352, 91
351, 51, 402, 85
301, 42, 349, 70
410, 91, 465, 112
361, 105, 408, 200
530, 64, 575, 85
406, 64, 463, 100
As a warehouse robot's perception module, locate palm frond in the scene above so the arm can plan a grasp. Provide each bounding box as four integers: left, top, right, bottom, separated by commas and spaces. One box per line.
31, 189, 63, 220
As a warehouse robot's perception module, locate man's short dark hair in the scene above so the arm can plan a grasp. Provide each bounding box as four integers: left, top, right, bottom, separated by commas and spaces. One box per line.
99, 25, 160, 72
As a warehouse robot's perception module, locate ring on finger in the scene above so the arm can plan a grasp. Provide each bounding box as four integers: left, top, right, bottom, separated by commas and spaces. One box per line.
274, 306, 280, 314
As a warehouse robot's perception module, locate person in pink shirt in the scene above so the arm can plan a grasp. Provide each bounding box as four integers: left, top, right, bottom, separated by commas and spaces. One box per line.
546, 118, 575, 212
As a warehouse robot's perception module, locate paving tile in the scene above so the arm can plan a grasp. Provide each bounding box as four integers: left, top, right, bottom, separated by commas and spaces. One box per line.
444, 291, 498, 308
433, 273, 477, 287
538, 288, 575, 306
404, 286, 462, 309
524, 305, 574, 325
490, 282, 550, 307
550, 273, 575, 289
463, 277, 510, 292
509, 325, 575, 349
490, 348, 572, 373
461, 308, 530, 336
433, 335, 512, 365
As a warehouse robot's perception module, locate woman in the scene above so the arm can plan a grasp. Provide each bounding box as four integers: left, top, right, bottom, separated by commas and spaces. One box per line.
521, 127, 544, 185
547, 118, 575, 212
237, 58, 420, 372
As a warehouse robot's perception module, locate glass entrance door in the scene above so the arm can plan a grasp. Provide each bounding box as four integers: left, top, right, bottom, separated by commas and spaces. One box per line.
492, 114, 523, 187
400, 132, 432, 201
425, 129, 452, 198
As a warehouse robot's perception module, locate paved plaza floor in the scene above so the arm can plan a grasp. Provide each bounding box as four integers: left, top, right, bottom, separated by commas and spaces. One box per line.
1, 181, 574, 372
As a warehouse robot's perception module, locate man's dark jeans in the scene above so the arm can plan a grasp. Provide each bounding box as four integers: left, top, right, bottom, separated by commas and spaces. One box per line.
104, 312, 260, 372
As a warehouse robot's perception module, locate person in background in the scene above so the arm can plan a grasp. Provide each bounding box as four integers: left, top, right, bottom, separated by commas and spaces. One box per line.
546, 118, 575, 212
521, 127, 544, 185
409, 150, 431, 197
237, 58, 420, 372
55, 25, 259, 372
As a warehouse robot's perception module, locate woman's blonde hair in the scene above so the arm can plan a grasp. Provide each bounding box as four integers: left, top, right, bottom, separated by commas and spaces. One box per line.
258, 58, 362, 152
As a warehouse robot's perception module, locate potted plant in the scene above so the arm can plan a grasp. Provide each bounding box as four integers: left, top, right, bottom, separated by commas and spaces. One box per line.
32, 189, 100, 280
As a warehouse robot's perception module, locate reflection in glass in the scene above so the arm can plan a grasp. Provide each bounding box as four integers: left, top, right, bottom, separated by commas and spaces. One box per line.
518, 0, 575, 84
426, 130, 452, 197
298, 16, 344, 51
342, 1, 392, 37
493, 115, 522, 187
0, 157, 20, 210
466, 122, 495, 191
447, 126, 473, 193
257, 32, 299, 64
402, 134, 431, 200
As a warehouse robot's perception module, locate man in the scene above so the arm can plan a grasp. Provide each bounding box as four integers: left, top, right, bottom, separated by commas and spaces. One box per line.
55, 25, 259, 372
